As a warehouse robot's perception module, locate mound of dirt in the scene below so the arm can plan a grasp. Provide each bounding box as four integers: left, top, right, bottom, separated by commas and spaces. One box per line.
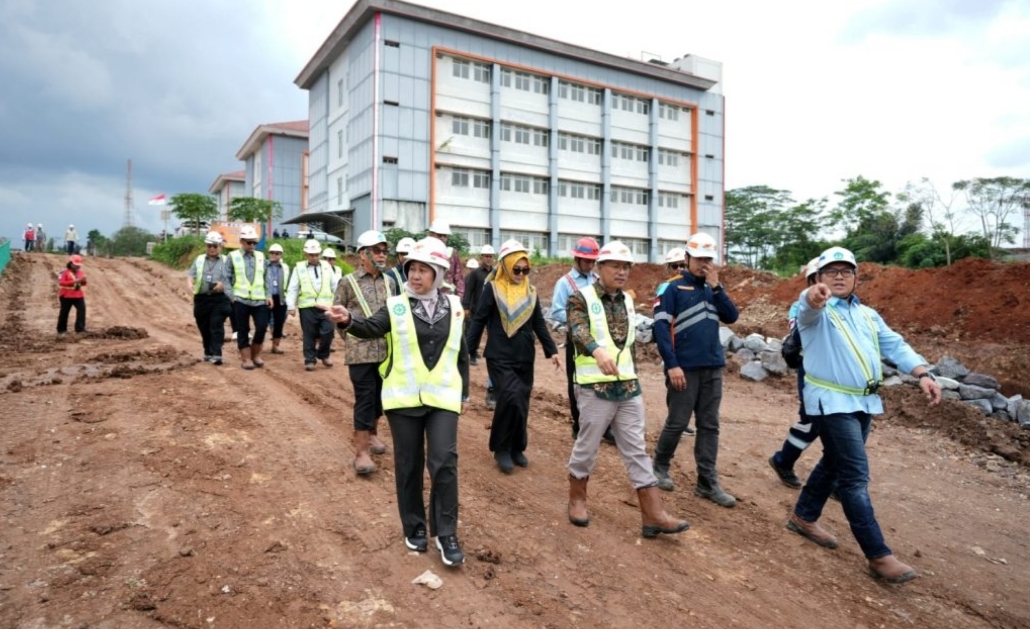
87, 326, 149, 340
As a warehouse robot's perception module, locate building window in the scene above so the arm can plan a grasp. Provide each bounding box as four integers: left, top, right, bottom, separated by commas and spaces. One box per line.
500, 174, 537, 193
515, 71, 531, 91
500, 68, 512, 87
658, 193, 683, 208
338, 129, 343, 158
337, 79, 344, 107
636, 146, 649, 163
337, 177, 343, 205
658, 149, 681, 167
637, 99, 650, 115
474, 62, 491, 83
452, 168, 469, 187
452, 116, 470, 136
501, 124, 511, 142
533, 179, 549, 195
659, 103, 681, 121
560, 133, 600, 154
473, 171, 491, 189
532, 128, 549, 147
515, 127, 530, 145
452, 59, 469, 79
588, 87, 602, 105
587, 185, 601, 200
533, 75, 550, 94
384, 40, 400, 48
611, 186, 648, 205
383, 156, 398, 164
473, 119, 490, 139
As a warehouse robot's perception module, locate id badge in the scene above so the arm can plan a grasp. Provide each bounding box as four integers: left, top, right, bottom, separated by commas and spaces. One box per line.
273, 281, 279, 288
205, 274, 213, 282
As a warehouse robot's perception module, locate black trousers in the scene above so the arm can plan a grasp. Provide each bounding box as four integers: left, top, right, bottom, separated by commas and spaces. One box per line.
299, 308, 333, 363
565, 336, 580, 433
57, 297, 86, 333
193, 294, 232, 357
269, 294, 287, 340
486, 359, 533, 453
387, 409, 459, 539
233, 302, 269, 349
349, 363, 384, 431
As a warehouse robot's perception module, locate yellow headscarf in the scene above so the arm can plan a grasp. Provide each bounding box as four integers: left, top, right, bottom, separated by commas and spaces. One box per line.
487, 252, 536, 338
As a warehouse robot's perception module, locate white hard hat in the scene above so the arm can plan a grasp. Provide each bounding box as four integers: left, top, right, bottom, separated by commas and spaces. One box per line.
303, 239, 322, 254
685, 233, 717, 259
405, 237, 451, 271
356, 230, 387, 250
817, 246, 857, 271
466, 258, 480, 269
664, 247, 686, 264
322, 248, 337, 259
37, 224, 43, 228
69, 224, 74, 228
498, 239, 527, 260
479, 244, 496, 256
268, 243, 284, 253
395, 237, 416, 253
239, 225, 259, 240
596, 240, 635, 264
805, 257, 820, 280
427, 219, 451, 235
27, 223, 33, 227
204, 231, 224, 245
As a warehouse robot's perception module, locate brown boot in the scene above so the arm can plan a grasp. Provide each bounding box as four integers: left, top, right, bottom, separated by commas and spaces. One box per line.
251, 343, 265, 368
369, 426, 388, 455
638, 486, 689, 538
869, 555, 918, 584
568, 475, 589, 527
240, 346, 255, 370
353, 430, 376, 475
270, 338, 284, 354
786, 514, 838, 549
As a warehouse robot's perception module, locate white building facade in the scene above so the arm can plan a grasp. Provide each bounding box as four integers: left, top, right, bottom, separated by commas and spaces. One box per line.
295, 0, 724, 260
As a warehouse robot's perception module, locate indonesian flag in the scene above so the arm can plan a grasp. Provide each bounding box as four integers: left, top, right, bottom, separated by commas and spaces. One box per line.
148, 194, 167, 206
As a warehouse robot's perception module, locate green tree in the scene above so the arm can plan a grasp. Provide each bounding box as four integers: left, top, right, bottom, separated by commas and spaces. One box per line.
953, 177, 1030, 256
87, 228, 112, 256
830, 176, 891, 237
384, 227, 418, 247
724, 185, 794, 268
897, 178, 964, 266
169, 193, 219, 235
766, 198, 828, 272
228, 197, 283, 225
110, 226, 156, 257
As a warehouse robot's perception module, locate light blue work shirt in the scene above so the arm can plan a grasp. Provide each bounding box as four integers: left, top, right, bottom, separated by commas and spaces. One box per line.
550, 268, 595, 324
797, 288, 927, 416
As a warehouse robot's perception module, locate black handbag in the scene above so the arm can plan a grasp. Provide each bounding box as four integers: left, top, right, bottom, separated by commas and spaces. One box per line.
781, 327, 803, 369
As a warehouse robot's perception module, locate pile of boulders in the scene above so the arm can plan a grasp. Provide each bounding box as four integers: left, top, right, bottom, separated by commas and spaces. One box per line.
720, 328, 1029, 430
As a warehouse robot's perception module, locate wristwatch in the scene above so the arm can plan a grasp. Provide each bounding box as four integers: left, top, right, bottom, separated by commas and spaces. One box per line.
917, 372, 936, 382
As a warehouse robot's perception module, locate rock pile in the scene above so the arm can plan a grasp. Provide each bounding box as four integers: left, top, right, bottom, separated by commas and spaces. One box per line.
720, 328, 1029, 430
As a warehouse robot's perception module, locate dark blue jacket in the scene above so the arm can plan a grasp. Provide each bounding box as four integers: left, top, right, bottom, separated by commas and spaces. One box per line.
654, 271, 739, 371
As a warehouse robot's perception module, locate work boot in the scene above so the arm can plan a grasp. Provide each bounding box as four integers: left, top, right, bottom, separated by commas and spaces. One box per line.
638, 486, 690, 538
786, 514, 838, 548
511, 450, 529, 468
271, 338, 284, 354
494, 451, 514, 474
568, 475, 589, 527
653, 463, 675, 492
769, 455, 802, 489
251, 343, 265, 368
353, 430, 376, 475
869, 555, 918, 584
369, 427, 388, 455
240, 346, 255, 370
485, 387, 497, 410
695, 479, 737, 508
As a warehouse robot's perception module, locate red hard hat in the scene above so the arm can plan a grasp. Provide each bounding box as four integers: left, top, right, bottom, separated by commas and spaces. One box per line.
69, 254, 84, 265
571, 237, 600, 260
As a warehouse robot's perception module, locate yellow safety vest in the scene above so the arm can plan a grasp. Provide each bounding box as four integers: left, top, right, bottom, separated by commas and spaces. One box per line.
380, 294, 464, 413
192, 254, 226, 295
297, 261, 334, 308
574, 288, 637, 384
229, 250, 267, 300
805, 304, 883, 396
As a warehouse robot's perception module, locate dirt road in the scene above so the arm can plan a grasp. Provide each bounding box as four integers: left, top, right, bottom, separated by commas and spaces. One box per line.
1, 253, 1028, 628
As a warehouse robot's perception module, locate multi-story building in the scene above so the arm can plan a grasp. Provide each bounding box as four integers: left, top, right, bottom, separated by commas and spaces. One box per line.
208, 170, 246, 220
235, 120, 309, 237
294, 0, 723, 260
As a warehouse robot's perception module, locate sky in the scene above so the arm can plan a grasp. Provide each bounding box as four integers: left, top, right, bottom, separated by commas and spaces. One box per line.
2, 0, 1028, 247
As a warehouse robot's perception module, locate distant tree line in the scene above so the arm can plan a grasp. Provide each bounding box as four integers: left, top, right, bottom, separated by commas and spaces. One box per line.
725, 176, 1030, 274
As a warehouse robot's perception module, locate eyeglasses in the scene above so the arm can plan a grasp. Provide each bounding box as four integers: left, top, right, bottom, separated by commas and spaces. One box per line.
269, 251, 282, 255
669, 263, 686, 270
821, 268, 856, 278
205, 244, 219, 248
511, 266, 530, 276
241, 240, 257, 245
369, 247, 389, 255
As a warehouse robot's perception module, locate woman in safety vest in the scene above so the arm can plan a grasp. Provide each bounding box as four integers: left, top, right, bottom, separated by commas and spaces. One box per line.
328, 237, 470, 568
465, 239, 560, 474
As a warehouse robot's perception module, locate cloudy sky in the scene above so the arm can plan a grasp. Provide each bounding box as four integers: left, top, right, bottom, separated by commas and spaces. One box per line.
2, 0, 1027, 247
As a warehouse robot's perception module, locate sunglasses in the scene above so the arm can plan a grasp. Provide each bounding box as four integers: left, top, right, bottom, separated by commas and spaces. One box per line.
369, 247, 389, 255
241, 240, 257, 245
511, 266, 530, 276
205, 244, 219, 248
669, 263, 686, 270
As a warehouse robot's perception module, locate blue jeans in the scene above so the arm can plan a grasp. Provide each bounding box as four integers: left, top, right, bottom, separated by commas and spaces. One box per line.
793, 411, 891, 560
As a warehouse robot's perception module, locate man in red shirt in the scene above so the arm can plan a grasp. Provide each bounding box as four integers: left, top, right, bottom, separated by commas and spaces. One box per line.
57, 255, 88, 334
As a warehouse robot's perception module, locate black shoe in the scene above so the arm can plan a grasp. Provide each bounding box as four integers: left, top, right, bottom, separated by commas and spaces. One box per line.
494, 451, 514, 474
684, 426, 695, 435
405, 524, 428, 552
436, 535, 464, 566
485, 388, 497, 410
829, 489, 842, 502
470, 356, 479, 366
602, 428, 616, 445
768, 455, 802, 489
512, 451, 529, 468
211, 356, 223, 366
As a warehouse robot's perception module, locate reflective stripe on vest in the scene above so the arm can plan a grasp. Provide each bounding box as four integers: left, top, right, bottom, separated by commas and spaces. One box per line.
230, 251, 267, 300
574, 289, 636, 384
379, 294, 464, 413
193, 254, 226, 295
346, 274, 373, 317
805, 304, 882, 396
297, 262, 334, 308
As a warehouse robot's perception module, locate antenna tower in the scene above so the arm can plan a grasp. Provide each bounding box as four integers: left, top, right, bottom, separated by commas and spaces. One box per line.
124, 158, 135, 227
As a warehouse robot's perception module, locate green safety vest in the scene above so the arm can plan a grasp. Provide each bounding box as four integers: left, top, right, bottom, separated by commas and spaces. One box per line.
574, 288, 637, 384
192, 253, 226, 295
804, 303, 883, 396
379, 294, 464, 413
229, 250, 267, 300
297, 261, 334, 308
